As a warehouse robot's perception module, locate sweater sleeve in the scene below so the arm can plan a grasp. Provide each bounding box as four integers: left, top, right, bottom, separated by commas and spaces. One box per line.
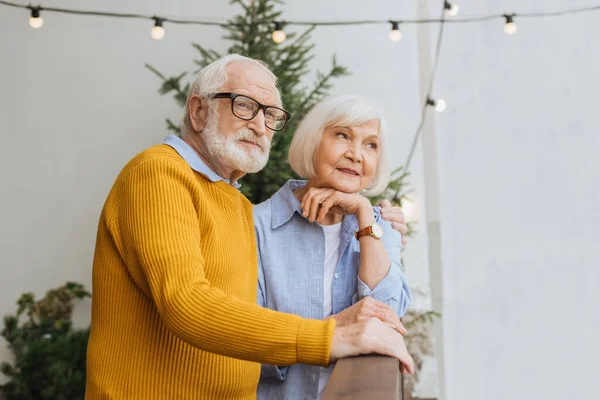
113, 157, 334, 367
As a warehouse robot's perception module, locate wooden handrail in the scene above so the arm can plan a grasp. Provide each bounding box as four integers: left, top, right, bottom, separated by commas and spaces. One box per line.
322, 355, 402, 400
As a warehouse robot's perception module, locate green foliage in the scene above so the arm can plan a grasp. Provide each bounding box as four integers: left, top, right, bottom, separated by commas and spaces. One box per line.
146, 0, 350, 204
370, 166, 416, 236
0, 282, 90, 400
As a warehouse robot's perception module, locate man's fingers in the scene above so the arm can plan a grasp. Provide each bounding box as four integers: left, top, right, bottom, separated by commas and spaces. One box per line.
401, 362, 414, 375
381, 206, 405, 220
376, 199, 392, 208
391, 221, 408, 235
404, 357, 415, 374
373, 304, 406, 334
372, 310, 405, 335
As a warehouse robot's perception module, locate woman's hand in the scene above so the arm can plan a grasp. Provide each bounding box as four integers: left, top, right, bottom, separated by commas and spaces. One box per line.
331, 296, 406, 335
300, 187, 372, 223
377, 199, 408, 246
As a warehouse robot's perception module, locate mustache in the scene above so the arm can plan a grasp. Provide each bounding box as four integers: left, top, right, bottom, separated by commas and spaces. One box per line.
234, 128, 271, 152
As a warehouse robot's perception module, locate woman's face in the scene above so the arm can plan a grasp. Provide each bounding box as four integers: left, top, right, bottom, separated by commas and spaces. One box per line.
310, 119, 381, 193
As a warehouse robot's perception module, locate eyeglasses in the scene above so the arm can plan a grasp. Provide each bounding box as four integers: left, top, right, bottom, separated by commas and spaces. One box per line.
211, 92, 291, 132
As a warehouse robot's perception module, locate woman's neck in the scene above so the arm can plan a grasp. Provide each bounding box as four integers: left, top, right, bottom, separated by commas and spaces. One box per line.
292, 181, 344, 226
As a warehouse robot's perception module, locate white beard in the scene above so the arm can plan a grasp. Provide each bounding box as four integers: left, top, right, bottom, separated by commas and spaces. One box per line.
202, 117, 271, 174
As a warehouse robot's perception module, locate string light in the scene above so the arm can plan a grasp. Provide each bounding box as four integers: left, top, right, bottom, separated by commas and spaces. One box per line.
0, 1, 597, 39
444, 1, 459, 17
272, 21, 286, 44
504, 14, 517, 35
389, 21, 402, 42
151, 17, 165, 40
2, 0, 599, 173
427, 97, 446, 113
29, 7, 43, 29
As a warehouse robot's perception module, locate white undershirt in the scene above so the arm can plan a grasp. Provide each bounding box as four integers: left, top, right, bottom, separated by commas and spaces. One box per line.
317, 221, 343, 398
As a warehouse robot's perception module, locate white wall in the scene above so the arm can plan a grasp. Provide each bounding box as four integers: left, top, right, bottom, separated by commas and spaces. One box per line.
428, 0, 600, 399
0, 0, 434, 392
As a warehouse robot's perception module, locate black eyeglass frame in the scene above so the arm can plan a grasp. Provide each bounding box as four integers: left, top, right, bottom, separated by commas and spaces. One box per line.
211, 92, 291, 131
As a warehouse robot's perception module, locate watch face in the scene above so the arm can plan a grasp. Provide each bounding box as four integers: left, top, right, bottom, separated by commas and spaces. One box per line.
371, 223, 384, 239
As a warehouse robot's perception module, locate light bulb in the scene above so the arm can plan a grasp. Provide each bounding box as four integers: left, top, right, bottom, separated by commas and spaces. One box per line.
504, 22, 517, 35
151, 18, 165, 40
151, 26, 165, 40
427, 97, 446, 112
435, 99, 446, 112
272, 30, 286, 43
504, 15, 517, 35
272, 22, 286, 43
447, 4, 459, 17
29, 8, 43, 29
29, 16, 43, 28
389, 21, 402, 42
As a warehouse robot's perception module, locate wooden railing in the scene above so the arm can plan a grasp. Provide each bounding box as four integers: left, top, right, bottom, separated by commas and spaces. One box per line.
322, 355, 402, 400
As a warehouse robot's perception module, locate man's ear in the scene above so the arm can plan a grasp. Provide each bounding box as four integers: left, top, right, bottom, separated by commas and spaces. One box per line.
188, 94, 209, 133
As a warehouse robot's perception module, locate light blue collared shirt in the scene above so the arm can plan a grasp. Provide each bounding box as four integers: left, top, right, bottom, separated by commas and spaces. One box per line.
254, 179, 412, 400
163, 134, 241, 189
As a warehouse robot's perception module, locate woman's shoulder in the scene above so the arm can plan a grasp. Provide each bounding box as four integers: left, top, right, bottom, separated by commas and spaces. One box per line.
252, 198, 273, 227
252, 179, 306, 228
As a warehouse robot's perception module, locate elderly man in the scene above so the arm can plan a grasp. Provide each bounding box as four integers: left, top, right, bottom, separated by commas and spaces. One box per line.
86, 54, 412, 399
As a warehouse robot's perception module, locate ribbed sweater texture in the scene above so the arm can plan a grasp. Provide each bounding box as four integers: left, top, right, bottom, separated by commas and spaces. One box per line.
85, 145, 335, 399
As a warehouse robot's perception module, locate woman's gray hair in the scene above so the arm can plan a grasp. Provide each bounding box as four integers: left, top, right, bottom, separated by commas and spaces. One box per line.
288, 94, 392, 196
180, 54, 280, 137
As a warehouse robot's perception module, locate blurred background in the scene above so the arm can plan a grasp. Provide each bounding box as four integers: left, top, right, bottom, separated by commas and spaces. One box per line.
0, 0, 599, 399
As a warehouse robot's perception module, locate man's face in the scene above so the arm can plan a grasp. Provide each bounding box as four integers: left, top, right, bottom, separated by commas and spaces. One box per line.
203, 62, 280, 174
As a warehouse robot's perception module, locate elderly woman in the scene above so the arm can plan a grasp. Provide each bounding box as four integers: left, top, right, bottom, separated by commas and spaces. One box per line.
254, 94, 412, 399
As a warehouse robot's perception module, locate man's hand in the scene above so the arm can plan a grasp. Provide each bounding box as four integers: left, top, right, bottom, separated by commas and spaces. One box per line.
331, 297, 406, 335
329, 318, 415, 374
377, 199, 408, 246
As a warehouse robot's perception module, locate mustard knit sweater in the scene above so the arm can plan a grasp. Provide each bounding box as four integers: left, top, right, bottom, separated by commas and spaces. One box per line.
86, 145, 335, 399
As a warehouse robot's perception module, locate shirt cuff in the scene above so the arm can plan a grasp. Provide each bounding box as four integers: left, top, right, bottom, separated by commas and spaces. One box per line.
353, 262, 405, 304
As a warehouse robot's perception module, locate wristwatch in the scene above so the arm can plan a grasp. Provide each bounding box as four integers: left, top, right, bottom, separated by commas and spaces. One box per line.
354, 222, 384, 240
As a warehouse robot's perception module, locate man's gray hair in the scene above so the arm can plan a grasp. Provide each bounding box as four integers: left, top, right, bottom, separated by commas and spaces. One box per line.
180, 54, 280, 137
288, 94, 392, 196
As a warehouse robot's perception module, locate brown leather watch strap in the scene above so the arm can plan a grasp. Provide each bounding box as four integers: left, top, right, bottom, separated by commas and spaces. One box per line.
354, 225, 374, 240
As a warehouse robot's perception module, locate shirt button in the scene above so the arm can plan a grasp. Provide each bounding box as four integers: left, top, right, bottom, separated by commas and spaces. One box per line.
334, 273, 339, 279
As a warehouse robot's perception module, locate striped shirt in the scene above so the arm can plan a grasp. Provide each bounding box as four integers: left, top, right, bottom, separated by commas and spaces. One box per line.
254, 179, 412, 400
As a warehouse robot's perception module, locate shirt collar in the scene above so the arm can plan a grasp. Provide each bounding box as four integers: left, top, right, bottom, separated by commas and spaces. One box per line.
163, 134, 241, 189
270, 179, 307, 229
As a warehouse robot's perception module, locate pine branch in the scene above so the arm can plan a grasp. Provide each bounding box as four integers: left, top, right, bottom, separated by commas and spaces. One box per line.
166, 118, 180, 134
146, 64, 188, 106
144, 63, 167, 81
298, 55, 350, 115
191, 44, 222, 68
